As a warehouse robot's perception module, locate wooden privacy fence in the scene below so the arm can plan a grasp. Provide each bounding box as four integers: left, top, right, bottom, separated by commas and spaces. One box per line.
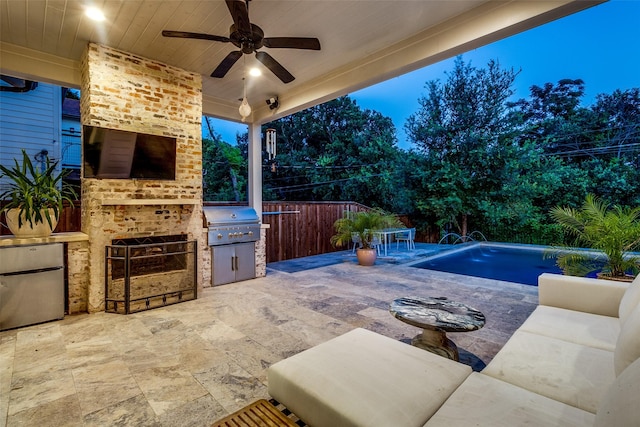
262, 201, 367, 263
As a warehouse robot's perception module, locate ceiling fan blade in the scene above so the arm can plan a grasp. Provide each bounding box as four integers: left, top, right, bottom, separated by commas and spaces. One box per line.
226, 0, 251, 37
255, 51, 295, 84
211, 51, 243, 78
263, 37, 321, 50
162, 30, 230, 43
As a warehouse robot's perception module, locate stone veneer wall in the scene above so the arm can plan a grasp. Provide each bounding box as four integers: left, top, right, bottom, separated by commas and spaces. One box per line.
79, 43, 207, 313
67, 241, 90, 313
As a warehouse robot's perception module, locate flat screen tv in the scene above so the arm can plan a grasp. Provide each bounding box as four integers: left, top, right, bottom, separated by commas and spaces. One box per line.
83, 125, 176, 180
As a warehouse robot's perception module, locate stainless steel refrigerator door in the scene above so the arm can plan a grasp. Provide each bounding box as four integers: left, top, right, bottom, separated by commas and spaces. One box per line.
0, 268, 65, 331
0, 243, 64, 274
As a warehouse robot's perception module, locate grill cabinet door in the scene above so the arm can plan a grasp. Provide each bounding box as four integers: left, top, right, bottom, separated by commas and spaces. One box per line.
212, 243, 256, 286
233, 242, 256, 282
212, 245, 236, 286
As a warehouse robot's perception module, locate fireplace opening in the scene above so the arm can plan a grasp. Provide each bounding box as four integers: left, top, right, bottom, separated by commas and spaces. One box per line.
105, 234, 197, 314
110, 234, 188, 280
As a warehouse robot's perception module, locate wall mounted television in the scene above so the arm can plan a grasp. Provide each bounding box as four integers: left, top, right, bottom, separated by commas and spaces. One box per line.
83, 125, 177, 180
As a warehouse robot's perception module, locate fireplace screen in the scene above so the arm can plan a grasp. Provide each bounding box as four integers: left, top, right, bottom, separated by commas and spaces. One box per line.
105, 235, 197, 314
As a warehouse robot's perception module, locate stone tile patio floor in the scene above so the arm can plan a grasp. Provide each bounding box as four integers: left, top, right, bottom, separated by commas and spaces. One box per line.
0, 244, 538, 426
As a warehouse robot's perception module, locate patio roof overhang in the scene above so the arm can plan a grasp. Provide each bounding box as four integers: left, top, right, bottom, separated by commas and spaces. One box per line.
0, 0, 604, 126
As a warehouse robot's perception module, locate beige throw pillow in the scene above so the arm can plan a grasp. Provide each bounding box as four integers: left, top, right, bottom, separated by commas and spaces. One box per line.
618, 274, 640, 323
614, 304, 640, 376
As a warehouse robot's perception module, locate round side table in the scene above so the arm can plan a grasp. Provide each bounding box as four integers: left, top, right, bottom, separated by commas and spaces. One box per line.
389, 296, 486, 360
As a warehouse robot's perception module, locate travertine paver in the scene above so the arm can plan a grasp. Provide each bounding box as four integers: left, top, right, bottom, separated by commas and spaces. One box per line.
0, 248, 537, 426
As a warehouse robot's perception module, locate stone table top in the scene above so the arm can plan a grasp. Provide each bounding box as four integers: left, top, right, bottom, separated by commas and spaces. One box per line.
389, 296, 486, 332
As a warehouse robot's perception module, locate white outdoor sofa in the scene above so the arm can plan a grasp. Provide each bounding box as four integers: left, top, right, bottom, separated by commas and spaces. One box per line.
267, 273, 640, 426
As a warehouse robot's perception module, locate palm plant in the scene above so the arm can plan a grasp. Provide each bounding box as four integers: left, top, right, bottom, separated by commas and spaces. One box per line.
331, 208, 403, 250
548, 194, 640, 279
0, 149, 77, 229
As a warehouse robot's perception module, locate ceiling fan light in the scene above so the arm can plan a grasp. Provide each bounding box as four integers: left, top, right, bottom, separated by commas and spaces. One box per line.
85, 7, 106, 21
239, 97, 252, 122
249, 67, 262, 77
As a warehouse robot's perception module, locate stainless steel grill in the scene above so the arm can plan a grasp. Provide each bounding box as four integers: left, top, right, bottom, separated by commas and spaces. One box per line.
203, 206, 261, 246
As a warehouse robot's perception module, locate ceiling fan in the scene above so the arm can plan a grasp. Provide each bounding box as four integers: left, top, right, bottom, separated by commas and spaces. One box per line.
162, 0, 321, 84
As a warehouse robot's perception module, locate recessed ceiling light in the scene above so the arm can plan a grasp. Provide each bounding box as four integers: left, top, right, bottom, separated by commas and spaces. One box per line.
249, 68, 262, 77
85, 7, 106, 21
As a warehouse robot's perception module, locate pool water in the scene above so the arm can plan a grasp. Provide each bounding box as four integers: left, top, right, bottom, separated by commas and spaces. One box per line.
412, 245, 564, 286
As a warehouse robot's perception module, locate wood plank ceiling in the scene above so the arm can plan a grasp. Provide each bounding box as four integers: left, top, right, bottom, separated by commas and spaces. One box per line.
0, 0, 603, 124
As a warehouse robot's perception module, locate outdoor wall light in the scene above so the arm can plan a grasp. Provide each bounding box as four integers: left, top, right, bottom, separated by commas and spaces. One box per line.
266, 96, 279, 110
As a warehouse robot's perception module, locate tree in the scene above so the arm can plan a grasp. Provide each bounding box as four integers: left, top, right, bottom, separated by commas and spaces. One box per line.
261, 96, 411, 212
405, 56, 525, 236
202, 118, 247, 201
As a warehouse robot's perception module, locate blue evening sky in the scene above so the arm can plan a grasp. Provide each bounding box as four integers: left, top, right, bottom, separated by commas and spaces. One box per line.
208, 0, 640, 149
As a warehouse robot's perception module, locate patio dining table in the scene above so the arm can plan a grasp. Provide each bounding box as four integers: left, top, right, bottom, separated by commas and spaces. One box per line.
374, 228, 408, 256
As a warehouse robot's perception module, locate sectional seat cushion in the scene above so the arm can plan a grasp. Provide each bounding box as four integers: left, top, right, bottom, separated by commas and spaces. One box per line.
517, 305, 620, 351
267, 328, 472, 427
424, 372, 595, 427
482, 330, 615, 413
594, 357, 640, 427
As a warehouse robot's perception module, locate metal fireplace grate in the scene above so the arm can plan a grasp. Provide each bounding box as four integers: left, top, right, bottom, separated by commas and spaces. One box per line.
105, 235, 197, 314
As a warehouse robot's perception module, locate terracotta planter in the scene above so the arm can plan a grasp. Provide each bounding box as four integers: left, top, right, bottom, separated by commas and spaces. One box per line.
596, 272, 636, 283
5, 208, 58, 238
356, 248, 377, 266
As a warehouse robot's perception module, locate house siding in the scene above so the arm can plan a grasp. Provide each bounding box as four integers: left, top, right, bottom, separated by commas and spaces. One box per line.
0, 82, 62, 191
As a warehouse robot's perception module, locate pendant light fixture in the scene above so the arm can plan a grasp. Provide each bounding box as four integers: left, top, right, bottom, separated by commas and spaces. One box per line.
239, 58, 251, 122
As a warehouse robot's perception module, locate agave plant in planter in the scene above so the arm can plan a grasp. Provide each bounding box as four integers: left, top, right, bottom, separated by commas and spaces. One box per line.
0, 149, 77, 238
547, 194, 640, 281
330, 208, 403, 266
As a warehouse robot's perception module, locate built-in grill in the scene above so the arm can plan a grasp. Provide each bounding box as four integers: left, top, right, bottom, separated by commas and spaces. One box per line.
203, 206, 260, 286
203, 206, 261, 246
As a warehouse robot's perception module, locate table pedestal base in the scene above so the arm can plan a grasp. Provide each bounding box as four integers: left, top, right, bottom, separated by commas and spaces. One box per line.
412, 329, 459, 361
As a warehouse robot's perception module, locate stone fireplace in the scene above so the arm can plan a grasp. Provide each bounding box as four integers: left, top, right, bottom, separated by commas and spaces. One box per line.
80, 43, 207, 313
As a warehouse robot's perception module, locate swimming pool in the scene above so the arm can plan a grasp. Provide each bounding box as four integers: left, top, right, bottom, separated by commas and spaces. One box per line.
411, 244, 565, 286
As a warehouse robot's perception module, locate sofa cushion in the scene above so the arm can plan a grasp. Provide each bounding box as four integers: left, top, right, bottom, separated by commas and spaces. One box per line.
613, 304, 640, 376
424, 373, 595, 427
482, 330, 615, 413
594, 356, 640, 427
518, 305, 619, 351
267, 328, 472, 427
618, 274, 640, 323
538, 273, 627, 317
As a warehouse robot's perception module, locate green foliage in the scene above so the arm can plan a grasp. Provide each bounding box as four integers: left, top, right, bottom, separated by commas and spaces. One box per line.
406, 56, 525, 234
202, 134, 247, 202
548, 194, 640, 277
262, 96, 412, 213
0, 149, 77, 228
204, 58, 639, 244
330, 208, 403, 249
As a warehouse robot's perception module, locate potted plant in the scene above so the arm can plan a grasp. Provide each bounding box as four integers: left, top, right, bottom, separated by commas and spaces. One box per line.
330, 208, 403, 266
547, 194, 640, 281
0, 149, 77, 238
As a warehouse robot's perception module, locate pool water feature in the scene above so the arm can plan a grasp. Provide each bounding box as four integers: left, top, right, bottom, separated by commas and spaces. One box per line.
411, 244, 565, 286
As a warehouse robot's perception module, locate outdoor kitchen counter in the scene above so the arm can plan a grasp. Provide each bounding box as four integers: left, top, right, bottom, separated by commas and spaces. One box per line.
0, 232, 89, 246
